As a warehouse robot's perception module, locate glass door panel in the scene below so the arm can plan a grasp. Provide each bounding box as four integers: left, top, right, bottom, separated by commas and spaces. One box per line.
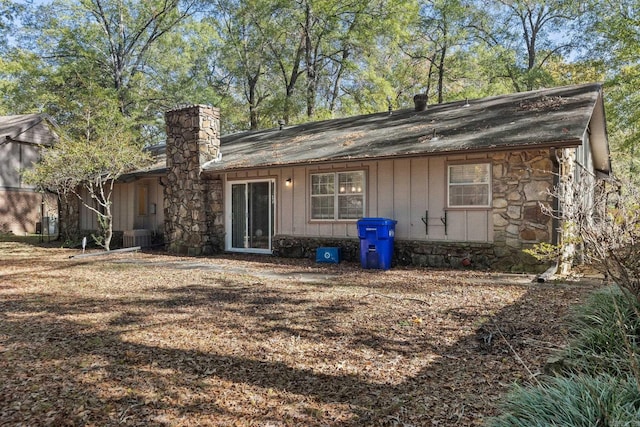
228, 180, 275, 252
248, 182, 270, 249
231, 183, 247, 248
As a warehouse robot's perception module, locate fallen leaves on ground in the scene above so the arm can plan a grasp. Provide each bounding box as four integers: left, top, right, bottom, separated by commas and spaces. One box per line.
0, 242, 602, 426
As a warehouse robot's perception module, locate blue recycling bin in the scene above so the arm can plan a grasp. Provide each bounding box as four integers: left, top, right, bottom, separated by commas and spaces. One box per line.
316, 247, 341, 263
357, 218, 397, 270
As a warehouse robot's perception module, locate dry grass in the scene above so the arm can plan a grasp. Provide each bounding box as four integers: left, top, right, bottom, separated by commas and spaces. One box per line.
0, 241, 601, 426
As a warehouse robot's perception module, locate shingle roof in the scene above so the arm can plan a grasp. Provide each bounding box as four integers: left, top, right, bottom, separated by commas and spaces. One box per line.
0, 114, 58, 146
203, 83, 610, 175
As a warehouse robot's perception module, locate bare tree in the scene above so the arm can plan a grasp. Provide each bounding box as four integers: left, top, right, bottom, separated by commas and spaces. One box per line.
24, 107, 151, 251
538, 163, 640, 301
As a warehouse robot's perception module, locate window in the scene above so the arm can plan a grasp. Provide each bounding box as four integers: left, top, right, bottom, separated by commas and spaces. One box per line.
311, 171, 365, 220
448, 163, 490, 207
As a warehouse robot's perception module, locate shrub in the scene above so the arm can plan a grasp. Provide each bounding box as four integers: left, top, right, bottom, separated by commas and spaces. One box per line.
487, 287, 640, 426
488, 374, 640, 427
564, 287, 640, 377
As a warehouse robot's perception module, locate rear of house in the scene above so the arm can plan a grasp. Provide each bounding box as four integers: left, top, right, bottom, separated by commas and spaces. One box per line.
79, 83, 611, 272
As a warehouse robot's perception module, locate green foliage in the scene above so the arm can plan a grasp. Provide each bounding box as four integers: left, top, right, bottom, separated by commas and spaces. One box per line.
0, 0, 637, 141
5, 0, 201, 140
489, 373, 640, 427
31, 112, 150, 188
588, 0, 640, 179
488, 287, 640, 426
23, 105, 152, 250
564, 288, 640, 377
523, 220, 582, 263
523, 242, 561, 262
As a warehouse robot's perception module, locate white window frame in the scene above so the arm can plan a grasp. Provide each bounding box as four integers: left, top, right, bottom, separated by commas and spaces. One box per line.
447, 163, 491, 208
310, 170, 365, 221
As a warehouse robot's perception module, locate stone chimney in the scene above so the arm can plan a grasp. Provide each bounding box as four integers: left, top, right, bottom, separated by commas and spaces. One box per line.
413, 94, 428, 111
164, 105, 221, 255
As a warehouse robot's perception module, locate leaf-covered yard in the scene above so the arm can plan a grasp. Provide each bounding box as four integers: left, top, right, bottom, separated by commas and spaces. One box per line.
0, 242, 602, 426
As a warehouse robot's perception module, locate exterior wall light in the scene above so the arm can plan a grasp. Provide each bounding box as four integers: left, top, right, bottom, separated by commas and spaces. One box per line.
285, 178, 292, 187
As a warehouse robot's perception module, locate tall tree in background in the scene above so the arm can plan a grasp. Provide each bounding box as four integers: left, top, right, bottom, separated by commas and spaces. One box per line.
214, 0, 272, 130
313, 0, 415, 116
0, 0, 636, 141
14, 0, 199, 141
0, 0, 22, 50
404, 0, 472, 104
71, 0, 197, 115
0, 1, 29, 115
471, 0, 583, 91
589, 0, 640, 175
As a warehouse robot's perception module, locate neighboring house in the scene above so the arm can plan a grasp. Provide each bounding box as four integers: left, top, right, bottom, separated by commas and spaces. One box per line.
80, 83, 611, 271
0, 114, 59, 235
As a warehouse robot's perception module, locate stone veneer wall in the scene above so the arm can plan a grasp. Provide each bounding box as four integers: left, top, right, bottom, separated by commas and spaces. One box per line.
274, 149, 557, 273
164, 105, 224, 255
203, 178, 225, 252
489, 149, 556, 271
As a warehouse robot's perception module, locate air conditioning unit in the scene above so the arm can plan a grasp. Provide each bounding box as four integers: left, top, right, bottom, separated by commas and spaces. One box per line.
123, 229, 152, 248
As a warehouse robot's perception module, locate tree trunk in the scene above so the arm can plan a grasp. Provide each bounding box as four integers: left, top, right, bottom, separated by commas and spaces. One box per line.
248, 73, 259, 130
304, 2, 316, 118
437, 43, 447, 104
329, 49, 349, 113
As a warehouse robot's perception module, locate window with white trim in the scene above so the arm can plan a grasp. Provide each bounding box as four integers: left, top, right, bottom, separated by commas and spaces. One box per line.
448, 163, 491, 207
311, 171, 365, 220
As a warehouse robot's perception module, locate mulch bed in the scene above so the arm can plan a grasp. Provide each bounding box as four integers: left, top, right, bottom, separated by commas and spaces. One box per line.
0, 242, 602, 426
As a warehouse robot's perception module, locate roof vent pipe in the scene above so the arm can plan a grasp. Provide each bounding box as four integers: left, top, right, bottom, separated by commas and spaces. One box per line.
413, 94, 428, 111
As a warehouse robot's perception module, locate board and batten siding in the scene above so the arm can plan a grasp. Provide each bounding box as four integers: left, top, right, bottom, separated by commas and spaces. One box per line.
224, 153, 493, 243
0, 141, 40, 189
79, 177, 164, 233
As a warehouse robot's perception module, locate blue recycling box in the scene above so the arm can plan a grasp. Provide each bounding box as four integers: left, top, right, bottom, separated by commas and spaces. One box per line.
357, 218, 397, 270
316, 247, 341, 264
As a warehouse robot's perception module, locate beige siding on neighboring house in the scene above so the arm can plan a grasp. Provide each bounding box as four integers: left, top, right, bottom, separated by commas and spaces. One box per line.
409, 157, 428, 239
0, 141, 41, 189
0, 140, 58, 235
427, 157, 447, 239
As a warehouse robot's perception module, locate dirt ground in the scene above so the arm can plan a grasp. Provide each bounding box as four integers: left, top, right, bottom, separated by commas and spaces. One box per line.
0, 241, 603, 426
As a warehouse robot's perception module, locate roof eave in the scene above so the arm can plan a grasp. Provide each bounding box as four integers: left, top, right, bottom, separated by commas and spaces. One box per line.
202, 139, 584, 174
587, 89, 612, 176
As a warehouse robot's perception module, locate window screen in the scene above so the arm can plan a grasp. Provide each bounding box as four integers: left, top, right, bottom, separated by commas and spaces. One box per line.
448, 164, 490, 207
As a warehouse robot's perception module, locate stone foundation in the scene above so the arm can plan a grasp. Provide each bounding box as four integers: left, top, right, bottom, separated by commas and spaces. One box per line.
272, 235, 548, 272
273, 235, 361, 261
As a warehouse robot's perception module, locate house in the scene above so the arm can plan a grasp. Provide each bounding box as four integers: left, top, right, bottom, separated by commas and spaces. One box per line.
0, 114, 59, 235
79, 83, 611, 271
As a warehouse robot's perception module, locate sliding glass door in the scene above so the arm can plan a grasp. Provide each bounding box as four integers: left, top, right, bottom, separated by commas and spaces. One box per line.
227, 180, 275, 253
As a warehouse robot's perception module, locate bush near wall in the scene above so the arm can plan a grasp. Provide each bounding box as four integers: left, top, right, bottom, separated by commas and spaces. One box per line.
488, 288, 640, 426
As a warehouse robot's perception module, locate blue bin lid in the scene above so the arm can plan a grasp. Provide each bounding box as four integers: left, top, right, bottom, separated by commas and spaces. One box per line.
357, 217, 397, 225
